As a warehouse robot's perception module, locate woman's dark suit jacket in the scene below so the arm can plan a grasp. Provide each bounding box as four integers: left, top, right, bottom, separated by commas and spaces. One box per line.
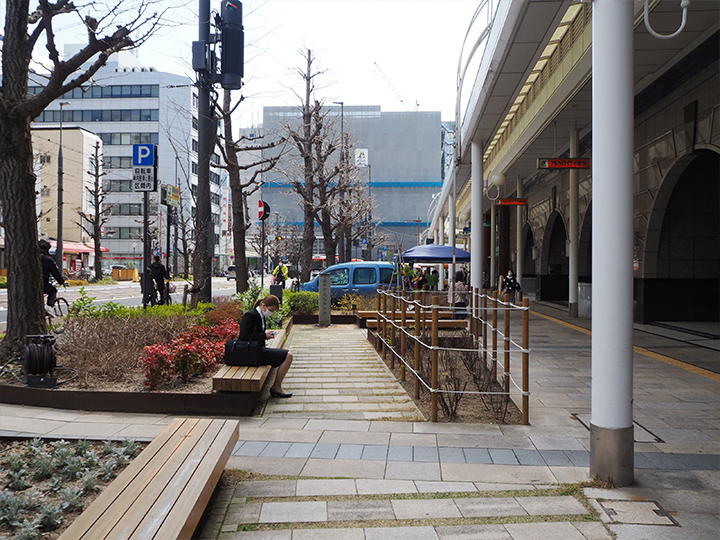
239, 308, 267, 343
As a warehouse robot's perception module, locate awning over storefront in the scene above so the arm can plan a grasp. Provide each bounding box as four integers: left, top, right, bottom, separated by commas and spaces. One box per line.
49, 241, 109, 254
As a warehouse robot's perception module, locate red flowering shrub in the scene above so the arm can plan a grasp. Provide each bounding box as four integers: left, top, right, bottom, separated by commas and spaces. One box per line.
140, 319, 240, 389
140, 343, 175, 389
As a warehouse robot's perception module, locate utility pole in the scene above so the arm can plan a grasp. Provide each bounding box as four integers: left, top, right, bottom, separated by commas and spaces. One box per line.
334, 101, 345, 262
56, 101, 70, 270
193, 0, 244, 301
195, 0, 215, 303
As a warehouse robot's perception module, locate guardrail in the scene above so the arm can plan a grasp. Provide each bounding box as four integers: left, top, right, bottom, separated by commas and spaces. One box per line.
374, 287, 530, 424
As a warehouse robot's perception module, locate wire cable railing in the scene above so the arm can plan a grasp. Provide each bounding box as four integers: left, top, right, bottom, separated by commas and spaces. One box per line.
371, 287, 530, 424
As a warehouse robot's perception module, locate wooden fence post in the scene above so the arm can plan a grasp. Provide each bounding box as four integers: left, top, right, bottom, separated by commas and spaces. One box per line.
491, 290, 498, 382
390, 287, 396, 369
522, 297, 530, 425
382, 287, 388, 360
414, 291, 421, 400
400, 290, 407, 381
482, 290, 488, 368
431, 295, 439, 422
376, 288, 382, 352
503, 292, 511, 402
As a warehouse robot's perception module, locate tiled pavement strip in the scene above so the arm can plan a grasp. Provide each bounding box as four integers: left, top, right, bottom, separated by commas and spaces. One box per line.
1, 302, 718, 539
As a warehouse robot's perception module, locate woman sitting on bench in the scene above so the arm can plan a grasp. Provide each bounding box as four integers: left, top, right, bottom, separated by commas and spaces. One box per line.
239, 294, 294, 398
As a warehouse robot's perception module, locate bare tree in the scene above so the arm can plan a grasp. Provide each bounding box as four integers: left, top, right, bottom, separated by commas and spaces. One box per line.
73, 142, 112, 280
0, 0, 169, 359
282, 49, 362, 280
217, 89, 285, 293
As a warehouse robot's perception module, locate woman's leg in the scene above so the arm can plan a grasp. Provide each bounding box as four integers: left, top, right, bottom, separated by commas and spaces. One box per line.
272, 351, 293, 392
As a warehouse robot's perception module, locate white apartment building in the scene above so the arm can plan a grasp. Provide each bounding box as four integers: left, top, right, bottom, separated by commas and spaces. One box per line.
31, 49, 228, 275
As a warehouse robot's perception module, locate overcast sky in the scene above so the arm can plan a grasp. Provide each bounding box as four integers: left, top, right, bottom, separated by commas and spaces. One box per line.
47, 0, 480, 127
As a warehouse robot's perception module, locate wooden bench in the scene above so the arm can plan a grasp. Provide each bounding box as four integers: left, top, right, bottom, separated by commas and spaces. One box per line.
211, 329, 286, 393
59, 417, 239, 540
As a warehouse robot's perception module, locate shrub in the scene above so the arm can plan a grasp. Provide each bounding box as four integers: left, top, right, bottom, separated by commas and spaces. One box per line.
203, 300, 244, 326
140, 319, 238, 389
0, 276, 6, 289
284, 291, 319, 315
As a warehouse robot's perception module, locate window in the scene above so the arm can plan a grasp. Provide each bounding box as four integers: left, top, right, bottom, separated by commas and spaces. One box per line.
328, 268, 349, 286
380, 268, 393, 284
353, 267, 376, 285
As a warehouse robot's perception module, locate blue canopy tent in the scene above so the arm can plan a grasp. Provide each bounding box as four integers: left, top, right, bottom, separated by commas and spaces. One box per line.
395, 244, 471, 264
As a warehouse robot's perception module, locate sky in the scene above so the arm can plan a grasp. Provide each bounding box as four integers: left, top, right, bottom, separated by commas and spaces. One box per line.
42, 0, 482, 128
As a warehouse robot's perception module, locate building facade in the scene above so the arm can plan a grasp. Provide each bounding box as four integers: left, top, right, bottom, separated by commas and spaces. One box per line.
30, 49, 228, 275
260, 105, 444, 260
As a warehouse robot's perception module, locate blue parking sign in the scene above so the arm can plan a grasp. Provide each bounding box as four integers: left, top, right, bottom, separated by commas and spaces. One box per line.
133, 144, 155, 167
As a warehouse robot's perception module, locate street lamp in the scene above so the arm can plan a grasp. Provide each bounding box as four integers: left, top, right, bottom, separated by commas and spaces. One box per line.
56, 101, 70, 269
333, 101, 345, 262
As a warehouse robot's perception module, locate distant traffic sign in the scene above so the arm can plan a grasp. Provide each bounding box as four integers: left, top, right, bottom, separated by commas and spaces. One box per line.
133, 144, 155, 167
537, 158, 590, 169
258, 200, 270, 221
132, 144, 156, 191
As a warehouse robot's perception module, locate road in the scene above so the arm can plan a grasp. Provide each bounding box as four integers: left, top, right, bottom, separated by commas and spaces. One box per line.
0, 277, 242, 328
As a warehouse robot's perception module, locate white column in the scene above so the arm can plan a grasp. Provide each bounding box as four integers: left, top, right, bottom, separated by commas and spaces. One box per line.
449, 190, 457, 284
516, 176, 523, 299
569, 126, 579, 317
591, 0, 634, 486
438, 215, 445, 290
471, 140, 483, 290
489, 203, 496, 288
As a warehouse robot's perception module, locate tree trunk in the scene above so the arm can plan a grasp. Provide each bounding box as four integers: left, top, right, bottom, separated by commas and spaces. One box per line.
0, 117, 47, 360
301, 198, 315, 282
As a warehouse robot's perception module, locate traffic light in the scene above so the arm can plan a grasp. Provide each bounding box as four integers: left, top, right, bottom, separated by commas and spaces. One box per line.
220, 0, 244, 90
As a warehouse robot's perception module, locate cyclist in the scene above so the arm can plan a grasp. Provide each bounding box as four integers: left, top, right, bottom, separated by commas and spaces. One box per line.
39, 239, 65, 317
273, 260, 288, 289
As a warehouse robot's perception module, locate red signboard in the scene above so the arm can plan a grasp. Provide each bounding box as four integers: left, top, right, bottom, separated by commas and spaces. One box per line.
499, 198, 528, 206
537, 158, 591, 169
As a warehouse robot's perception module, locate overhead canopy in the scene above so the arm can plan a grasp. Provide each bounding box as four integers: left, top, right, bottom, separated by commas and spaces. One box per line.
49, 241, 109, 254
396, 244, 471, 264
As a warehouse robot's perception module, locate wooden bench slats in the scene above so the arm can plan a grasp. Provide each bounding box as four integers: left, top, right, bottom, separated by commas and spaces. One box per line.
59, 417, 197, 539
106, 418, 221, 539
129, 420, 238, 539
212, 330, 286, 392
59, 418, 239, 540
144, 420, 238, 539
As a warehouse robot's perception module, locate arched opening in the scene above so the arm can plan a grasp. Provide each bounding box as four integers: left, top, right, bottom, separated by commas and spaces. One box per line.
539, 211, 569, 301
638, 149, 719, 326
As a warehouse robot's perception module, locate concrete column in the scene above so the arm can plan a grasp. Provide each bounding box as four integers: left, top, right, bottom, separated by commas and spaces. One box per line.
449, 189, 457, 284
591, 0, 634, 487
569, 126, 579, 317
490, 202, 496, 288
438, 215, 445, 290
471, 140, 483, 290
516, 175, 523, 299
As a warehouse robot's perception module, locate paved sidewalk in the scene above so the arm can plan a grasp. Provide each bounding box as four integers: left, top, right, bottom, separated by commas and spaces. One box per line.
1, 304, 718, 539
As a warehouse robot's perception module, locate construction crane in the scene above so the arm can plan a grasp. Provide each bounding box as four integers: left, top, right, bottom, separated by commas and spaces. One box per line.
373, 61, 410, 111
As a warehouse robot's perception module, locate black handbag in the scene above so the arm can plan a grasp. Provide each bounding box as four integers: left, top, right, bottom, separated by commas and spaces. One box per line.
224, 339, 263, 367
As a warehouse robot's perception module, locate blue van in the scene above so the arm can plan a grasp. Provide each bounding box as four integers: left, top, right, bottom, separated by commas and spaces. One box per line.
301, 261, 395, 297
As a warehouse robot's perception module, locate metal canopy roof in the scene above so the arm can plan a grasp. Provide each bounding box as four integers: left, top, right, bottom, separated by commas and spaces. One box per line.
452, 0, 719, 199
